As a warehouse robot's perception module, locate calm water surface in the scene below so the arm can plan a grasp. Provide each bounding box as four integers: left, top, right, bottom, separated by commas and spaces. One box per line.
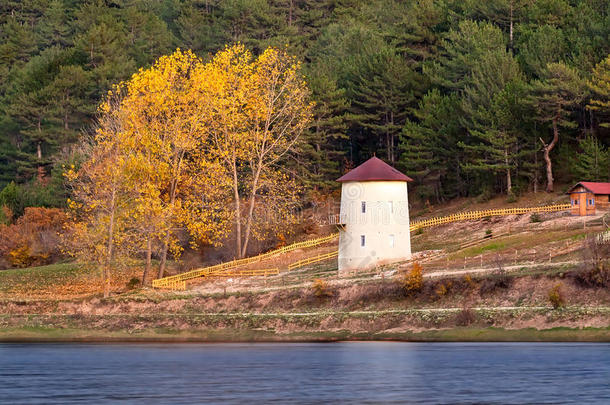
0, 342, 609, 404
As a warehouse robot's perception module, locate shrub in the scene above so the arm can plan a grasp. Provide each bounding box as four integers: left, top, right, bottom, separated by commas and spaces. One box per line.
0, 205, 12, 225
573, 236, 610, 288
435, 281, 452, 297
506, 192, 517, 203
402, 262, 423, 294
455, 306, 477, 326
530, 213, 542, 223
463, 274, 476, 289
126, 277, 141, 290
479, 260, 511, 295
0, 207, 68, 269
548, 283, 565, 309
312, 278, 333, 298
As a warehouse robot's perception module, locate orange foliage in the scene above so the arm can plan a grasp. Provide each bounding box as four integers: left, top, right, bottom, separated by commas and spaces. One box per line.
0, 207, 68, 268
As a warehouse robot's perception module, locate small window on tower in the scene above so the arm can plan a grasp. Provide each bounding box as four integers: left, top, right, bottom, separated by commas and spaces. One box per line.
361, 201, 366, 213
360, 235, 365, 247
389, 234, 395, 247
389, 201, 393, 214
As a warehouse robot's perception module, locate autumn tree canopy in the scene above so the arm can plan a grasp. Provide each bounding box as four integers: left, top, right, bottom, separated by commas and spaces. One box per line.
65, 44, 312, 289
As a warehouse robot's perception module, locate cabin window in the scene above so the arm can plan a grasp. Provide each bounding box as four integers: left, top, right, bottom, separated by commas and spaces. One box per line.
361, 201, 366, 214
360, 235, 366, 247
575, 199, 579, 205
389, 234, 395, 247
589, 199, 594, 206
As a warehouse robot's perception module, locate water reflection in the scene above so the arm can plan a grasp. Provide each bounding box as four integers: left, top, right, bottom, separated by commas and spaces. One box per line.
0, 342, 608, 404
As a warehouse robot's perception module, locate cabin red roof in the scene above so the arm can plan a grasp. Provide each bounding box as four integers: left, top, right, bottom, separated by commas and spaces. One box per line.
567, 182, 610, 195
337, 157, 413, 182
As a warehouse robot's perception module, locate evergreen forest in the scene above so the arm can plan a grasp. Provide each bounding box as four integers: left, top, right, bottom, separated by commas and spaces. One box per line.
1, 0, 609, 215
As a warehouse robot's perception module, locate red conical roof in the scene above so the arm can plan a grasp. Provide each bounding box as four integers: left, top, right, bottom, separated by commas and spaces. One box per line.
337, 157, 413, 182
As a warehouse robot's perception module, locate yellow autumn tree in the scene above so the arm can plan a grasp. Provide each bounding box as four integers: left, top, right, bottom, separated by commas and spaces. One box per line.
66, 44, 312, 291
196, 44, 313, 258
117, 49, 213, 281
64, 91, 140, 297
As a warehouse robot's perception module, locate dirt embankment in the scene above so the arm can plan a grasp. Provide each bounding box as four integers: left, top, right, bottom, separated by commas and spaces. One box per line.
1, 270, 609, 341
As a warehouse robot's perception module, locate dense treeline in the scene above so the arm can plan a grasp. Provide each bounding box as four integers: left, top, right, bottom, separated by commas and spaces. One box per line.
1, 0, 609, 214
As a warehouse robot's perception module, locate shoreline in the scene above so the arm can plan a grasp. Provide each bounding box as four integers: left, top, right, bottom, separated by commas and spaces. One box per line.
1, 326, 609, 343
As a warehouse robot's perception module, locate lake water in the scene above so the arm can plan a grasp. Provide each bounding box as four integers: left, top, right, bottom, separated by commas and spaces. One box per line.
1, 342, 609, 404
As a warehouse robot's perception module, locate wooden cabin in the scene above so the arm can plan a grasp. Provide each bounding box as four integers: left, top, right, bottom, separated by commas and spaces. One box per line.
567, 182, 610, 216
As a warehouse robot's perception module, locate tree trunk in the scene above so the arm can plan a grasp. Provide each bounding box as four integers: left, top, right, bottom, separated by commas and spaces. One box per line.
104, 186, 117, 298
157, 233, 169, 279
540, 117, 560, 193
36, 118, 44, 182
157, 152, 184, 278
509, 2, 514, 48
505, 149, 512, 195
240, 158, 263, 258
143, 235, 152, 285
232, 155, 242, 258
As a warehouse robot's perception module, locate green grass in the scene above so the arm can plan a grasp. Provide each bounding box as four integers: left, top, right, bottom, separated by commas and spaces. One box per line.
0, 325, 608, 342
464, 242, 506, 256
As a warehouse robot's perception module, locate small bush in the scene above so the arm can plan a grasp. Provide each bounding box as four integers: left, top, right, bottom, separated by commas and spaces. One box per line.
455, 306, 477, 326
479, 268, 511, 295
126, 277, 141, 290
312, 278, 333, 298
463, 274, 476, 289
485, 228, 492, 236
402, 262, 423, 294
548, 283, 565, 309
435, 281, 452, 298
530, 213, 542, 223
476, 188, 493, 203
573, 236, 610, 288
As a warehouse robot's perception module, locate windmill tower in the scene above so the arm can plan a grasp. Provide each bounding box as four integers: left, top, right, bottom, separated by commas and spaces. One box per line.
335, 157, 413, 273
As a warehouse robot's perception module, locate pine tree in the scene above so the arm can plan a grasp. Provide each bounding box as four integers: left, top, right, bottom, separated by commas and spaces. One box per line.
399, 89, 462, 202
531, 62, 586, 192
346, 45, 420, 164
516, 25, 565, 78
588, 55, 610, 127
459, 49, 524, 194
36, 0, 72, 48
301, 65, 349, 189
570, 135, 609, 182
425, 20, 506, 91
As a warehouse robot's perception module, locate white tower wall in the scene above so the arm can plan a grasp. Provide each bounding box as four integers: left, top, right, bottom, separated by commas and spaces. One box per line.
338, 181, 411, 273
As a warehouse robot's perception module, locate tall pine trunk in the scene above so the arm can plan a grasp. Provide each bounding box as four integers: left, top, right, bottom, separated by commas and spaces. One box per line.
541, 116, 560, 193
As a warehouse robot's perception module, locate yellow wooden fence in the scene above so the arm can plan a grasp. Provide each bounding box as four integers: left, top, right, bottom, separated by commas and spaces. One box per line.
409, 203, 571, 232
152, 233, 338, 289
287, 250, 339, 271
208, 268, 280, 277
154, 203, 571, 290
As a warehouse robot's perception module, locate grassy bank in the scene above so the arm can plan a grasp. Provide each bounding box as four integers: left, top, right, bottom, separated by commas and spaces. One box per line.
0, 325, 608, 343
